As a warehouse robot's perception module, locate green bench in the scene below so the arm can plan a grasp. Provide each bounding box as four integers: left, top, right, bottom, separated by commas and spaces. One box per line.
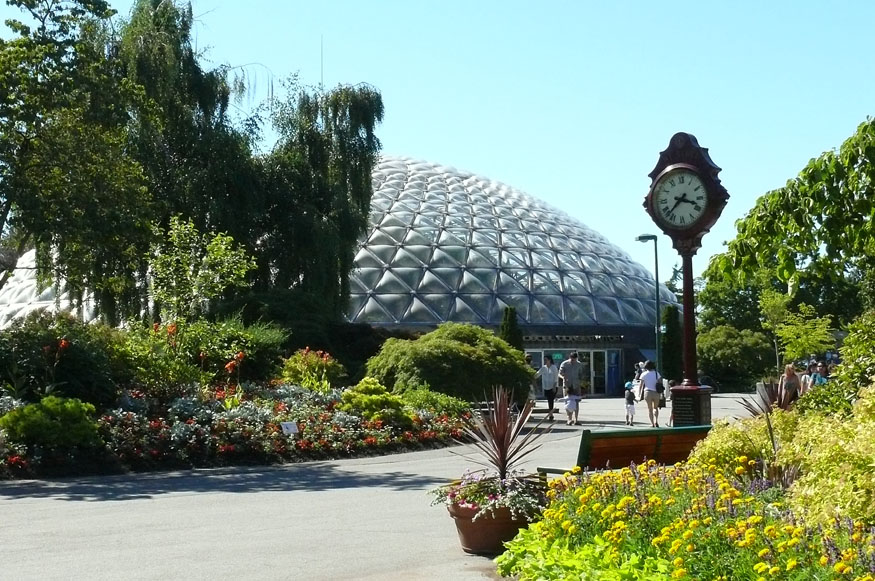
537, 425, 711, 477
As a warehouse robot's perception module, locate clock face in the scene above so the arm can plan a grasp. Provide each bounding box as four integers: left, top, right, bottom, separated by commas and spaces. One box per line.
653, 170, 708, 229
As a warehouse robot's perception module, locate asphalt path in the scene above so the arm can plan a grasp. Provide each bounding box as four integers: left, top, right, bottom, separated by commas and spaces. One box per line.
0, 394, 752, 581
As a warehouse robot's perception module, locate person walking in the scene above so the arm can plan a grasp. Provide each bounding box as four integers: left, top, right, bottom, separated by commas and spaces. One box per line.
535, 356, 559, 421
810, 362, 830, 386
637, 360, 662, 427
559, 352, 584, 425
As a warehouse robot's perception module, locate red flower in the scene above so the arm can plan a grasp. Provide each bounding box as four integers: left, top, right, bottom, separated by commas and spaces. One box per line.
153, 323, 160, 332
235, 351, 245, 361
224, 360, 237, 373
167, 323, 178, 336
218, 444, 235, 453
58, 338, 70, 351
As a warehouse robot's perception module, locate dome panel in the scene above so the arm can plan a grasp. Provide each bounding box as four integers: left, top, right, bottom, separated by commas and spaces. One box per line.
431, 246, 466, 267
460, 269, 496, 293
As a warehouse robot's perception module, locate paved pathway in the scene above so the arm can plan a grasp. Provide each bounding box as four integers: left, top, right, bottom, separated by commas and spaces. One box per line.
0, 394, 751, 580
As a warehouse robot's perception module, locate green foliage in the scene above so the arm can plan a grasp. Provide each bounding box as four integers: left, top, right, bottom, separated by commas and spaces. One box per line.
402, 388, 471, 418
339, 377, 411, 427
697, 265, 763, 332
281, 348, 347, 392
150, 216, 256, 322
498, 306, 524, 351
775, 303, 834, 364
365, 323, 532, 407
659, 305, 682, 383
123, 318, 286, 400
0, 396, 102, 452
0, 311, 120, 408
696, 325, 772, 390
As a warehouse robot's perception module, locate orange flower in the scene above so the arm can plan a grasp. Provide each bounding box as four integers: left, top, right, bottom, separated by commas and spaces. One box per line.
167, 323, 178, 336
235, 351, 245, 361
58, 338, 70, 351
224, 360, 237, 373
153, 322, 160, 332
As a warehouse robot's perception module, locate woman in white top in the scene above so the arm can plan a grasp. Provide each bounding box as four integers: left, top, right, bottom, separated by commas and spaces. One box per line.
535, 356, 559, 421
638, 360, 662, 427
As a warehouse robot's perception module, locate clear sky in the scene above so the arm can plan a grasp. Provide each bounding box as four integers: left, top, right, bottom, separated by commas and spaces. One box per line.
7, 1, 875, 279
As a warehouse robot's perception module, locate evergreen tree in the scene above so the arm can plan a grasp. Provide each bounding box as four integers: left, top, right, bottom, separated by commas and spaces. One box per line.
499, 307, 525, 351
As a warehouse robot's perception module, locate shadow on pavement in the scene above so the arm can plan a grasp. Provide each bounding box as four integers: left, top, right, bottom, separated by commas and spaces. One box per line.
0, 462, 445, 503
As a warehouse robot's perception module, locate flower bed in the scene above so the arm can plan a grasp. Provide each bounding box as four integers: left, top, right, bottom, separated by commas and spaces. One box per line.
0, 383, 467, 478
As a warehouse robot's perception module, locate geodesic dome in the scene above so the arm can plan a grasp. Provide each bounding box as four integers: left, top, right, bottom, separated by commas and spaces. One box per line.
346, 156, 677, 328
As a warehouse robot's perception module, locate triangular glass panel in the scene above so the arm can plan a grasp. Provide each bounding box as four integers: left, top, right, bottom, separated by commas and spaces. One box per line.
390, 201, 419, 215
431, 246, 466, 267
402, 245, 433, 264
354, 248, 384, 268
379, 294, 413, 322
391, 248, 426, 267
530, 250, 557, 269
412, 213, 442, 229
610, 275, 635, 298
564, 297, 597, 324
497, 271, 528, 294
467, 248, 497, 268
374, 270, 412, 294
345, 293, 368, 321
403, 297, 442, 324
580, 253, 606, 272
419, 269, 454, 293
473, 215, 500, 229
445, 214, 470, 228
527, 233, 552, 250
498, 218, 522, 231
348, 275, 368, 294
459, 269, 495, 293
367, 245, 397, 265
380, 213, 410, 228
459, 293, 493, 321
593, 297, 624, 325
417, 294, 454, 320
618, 299, 648, 325
404, 228, 437, 245
556, 251, 581, 270
501, 231, 528, 249
380, 226, 408, 245
357, 297, 395, 323
538, 295, 565, 320
352, 267, 383, 290
500, 250, 529, 269
531, 272, 562, 294
530, 298, 562, 324
390, 268, 423, 290
438, 229, 468, 246
471, 229, 500, 246
450, 297, 487, 323
429, 267, 463, 291
561, 273, 590, 295
368, 230, 399, 246
589, 274, 615, 296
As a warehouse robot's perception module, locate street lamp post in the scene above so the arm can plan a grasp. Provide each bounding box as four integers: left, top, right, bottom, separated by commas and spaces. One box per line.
636, 234, 660, 376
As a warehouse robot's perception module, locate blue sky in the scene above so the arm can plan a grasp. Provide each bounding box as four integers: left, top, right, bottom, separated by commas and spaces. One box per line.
7, 1, 875, 279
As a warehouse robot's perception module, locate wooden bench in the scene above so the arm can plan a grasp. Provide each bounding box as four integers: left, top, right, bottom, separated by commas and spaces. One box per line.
537, 425, 711, 477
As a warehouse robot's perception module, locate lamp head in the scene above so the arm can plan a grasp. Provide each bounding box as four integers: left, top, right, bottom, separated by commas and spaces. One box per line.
636, 234, 657, 243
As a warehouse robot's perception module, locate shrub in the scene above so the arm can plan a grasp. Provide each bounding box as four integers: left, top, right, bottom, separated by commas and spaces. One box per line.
339, 377, 411, 427
365, 322, 531, 407
696, 324, 772, 391
0, 311, 120, 408
0, 396, 102, 453
282, 348, 347, 391
402, 388, 471, 418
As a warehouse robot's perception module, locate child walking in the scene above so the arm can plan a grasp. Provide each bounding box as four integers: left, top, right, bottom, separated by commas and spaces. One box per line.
624, 381, 636, 426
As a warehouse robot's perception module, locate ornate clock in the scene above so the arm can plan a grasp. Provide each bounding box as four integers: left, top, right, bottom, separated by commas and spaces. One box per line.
643, 133, 729, 391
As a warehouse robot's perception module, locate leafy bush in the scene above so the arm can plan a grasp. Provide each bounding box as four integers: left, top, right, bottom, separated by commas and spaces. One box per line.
688, 409, 800, 470
122, 318, 287, 400
696, 324, 772, 391
365, 322, 531, 407
339, 377, 411, 427
281, 347, 347, 391
0, 396, 102, 452
0, 311, 121, 408
402, 388, 471, 418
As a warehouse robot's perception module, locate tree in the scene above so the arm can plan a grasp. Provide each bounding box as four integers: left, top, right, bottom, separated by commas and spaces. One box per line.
775, 303, 834, 364
697, 325, 773, 390
660, 305, 683, 383
0, 1, 155, 320
698, 264, 764, 333
256, 80, 384, 316
714, 118, 875, 291
499, 307, 525, 351
759, 288, 791, 373
149, 217, 256, 322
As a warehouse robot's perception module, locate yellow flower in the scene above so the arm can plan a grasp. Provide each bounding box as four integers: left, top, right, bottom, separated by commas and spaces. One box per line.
572, 465, 582, 474
673, 557, 684, 567
834, 562, 849, 574
758, 548, 770, 558
671, 568, 687, 578
568, 524, 578, 534
819, 555, 829, 566
735, 466, 746, 475
686, 543, 695, 552
786, 559, 798, 571
683, 530, 694, 540
753, 562, 769, 574
703, 517, 713, 526
738, 455, 748, 463
768, 566, 780, 576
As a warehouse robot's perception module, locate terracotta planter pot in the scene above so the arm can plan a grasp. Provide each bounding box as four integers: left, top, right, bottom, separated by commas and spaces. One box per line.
447, 503, 529, 555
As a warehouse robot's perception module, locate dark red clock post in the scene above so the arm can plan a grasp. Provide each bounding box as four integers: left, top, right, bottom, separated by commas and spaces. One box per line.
643, 133, 729, 426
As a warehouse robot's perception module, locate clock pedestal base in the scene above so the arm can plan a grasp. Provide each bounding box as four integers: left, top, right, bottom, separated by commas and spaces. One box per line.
670, 386, 713, 426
